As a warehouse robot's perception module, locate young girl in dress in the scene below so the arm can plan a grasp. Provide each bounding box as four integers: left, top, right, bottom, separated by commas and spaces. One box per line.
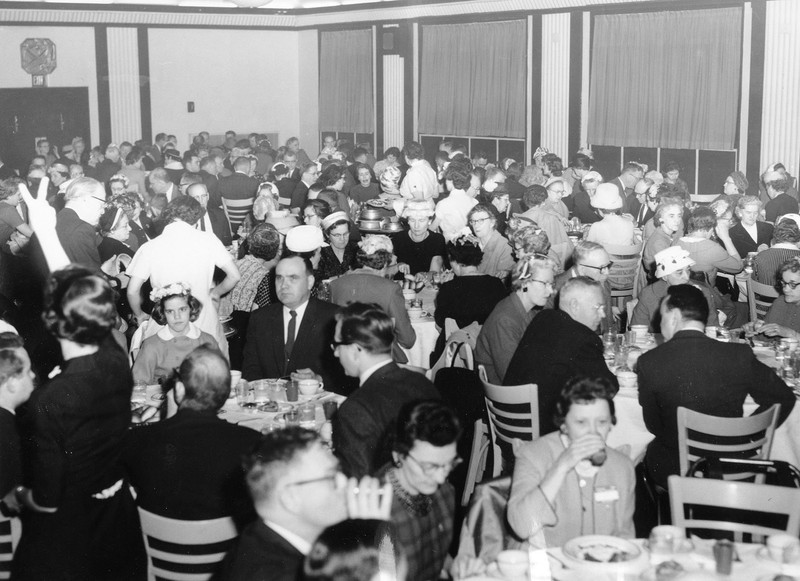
132, 282, 218, 383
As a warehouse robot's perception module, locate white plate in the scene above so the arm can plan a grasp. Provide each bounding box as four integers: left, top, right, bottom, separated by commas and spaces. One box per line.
562, 535, 641, 564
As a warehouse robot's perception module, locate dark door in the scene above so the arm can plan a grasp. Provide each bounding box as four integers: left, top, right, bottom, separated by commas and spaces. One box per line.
0, 87, 91, 174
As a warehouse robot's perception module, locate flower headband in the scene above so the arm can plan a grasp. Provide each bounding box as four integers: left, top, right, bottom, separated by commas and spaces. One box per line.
150, 282, 192, 303
453, 228, 480, 247
358, 234, 394, 255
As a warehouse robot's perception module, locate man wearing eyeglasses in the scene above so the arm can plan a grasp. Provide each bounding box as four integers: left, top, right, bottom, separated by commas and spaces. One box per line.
54, 177, 107, 271
222, 426, 392, 581
546, 240, 615, 334
637, 284, 794, 489
331, 302, 439, 479
505, 276, 618, 435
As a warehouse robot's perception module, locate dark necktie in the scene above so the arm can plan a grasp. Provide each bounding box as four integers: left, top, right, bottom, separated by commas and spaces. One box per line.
637, 204, 646, 225
200, 217, 206, 231
284, 310, 297, 370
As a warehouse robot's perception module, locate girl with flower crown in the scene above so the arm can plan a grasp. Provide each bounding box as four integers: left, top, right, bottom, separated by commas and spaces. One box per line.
131, 282, 217, 383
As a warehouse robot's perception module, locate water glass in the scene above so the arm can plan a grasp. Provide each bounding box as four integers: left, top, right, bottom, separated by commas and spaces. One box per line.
298, 402, 316, 427
236, 380, 251, 407
254, 380, 269, 403
323, 400, 339, 420
285, 408, 299, 426
286, 381, 299, 402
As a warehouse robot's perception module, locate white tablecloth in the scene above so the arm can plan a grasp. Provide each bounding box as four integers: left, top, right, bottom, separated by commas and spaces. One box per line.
401, 287, 441, 370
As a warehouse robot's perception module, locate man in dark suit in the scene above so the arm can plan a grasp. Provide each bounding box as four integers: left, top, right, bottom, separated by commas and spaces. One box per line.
764, 172, 799, 223
331, 303, 439, 478
607, 162, 645, 214
221, 427, 391, 581
290, 162, 319, 210
729, 195, 774, 257
124, 346, 259, 523
187, 183, 231, 246
55, 177, 106, 271
505, 276, 618, 435
148, 167, 182, 204
637, 284, 795, 488
199, 156, 222, 210
242, 255, 343, 390
218, 157, 258, 231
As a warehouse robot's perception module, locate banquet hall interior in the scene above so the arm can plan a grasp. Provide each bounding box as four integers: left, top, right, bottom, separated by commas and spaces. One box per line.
5, 0, 800, 580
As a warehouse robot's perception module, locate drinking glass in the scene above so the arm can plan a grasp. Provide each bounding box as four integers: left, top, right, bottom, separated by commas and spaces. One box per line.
236, 380, 251, 407
298, 402, 316, 427
254, 380, 269, 403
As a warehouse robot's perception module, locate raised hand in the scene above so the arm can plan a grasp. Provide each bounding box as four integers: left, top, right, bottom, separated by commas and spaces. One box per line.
18, 176, 56, 234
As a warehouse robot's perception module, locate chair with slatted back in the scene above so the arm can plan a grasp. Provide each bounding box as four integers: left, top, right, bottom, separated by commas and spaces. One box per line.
137, 508, 238, 581
478, 365, 538, 475
677, 404, 780, 481
221, 197, 255, 232
668, 475, 800, 542
604, 242, 644, 310
690, 194, 721, 206
0, 516, 21, 580
747, 276, 779, 322
461, 419, 491, 506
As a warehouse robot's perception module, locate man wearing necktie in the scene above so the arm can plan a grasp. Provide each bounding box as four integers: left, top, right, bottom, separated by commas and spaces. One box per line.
187, 183, 232, 246
242, 255, 345, 393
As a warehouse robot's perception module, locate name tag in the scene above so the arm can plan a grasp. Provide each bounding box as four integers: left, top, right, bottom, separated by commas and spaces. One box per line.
594, 487, 619, 503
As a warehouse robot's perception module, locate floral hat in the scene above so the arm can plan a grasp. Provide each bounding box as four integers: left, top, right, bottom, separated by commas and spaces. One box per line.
358, 234, 394, 255
150, 282, 192, 302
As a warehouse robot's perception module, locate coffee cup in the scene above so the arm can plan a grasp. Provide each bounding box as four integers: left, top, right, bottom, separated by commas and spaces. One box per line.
649, 525, 685, 554
407, 307, 423, 320
767, 533, 800, 563
402, 289, 416, 302
298, 379, 320, 396
616, 370, 637, 389
630, 325, 648, 343
496, 550, 528, 578
589, 447, 607, 466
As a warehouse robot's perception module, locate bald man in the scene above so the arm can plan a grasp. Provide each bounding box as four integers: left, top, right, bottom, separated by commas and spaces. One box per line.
124, 346, 259, 523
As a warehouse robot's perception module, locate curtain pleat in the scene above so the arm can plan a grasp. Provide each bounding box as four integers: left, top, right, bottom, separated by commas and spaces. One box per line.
319, 29, 374, 134
419, 20, 526, 138
588, 8, 742, 150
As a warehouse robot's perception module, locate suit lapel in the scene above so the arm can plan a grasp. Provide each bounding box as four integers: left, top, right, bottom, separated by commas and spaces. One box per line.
271, 307, 286, 372
291, 300, 317, 360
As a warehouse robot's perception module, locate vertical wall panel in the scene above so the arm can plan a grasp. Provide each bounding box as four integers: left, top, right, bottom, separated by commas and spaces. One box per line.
107, 27, 141, 143
383, 54, 404, 151
540, 12, 570, 159
761, 0, 800, 177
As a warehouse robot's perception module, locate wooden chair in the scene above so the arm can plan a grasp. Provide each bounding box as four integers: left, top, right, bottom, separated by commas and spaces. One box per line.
461, 419, 491, 506
677, 404, 780, 480
221, 197, 255, 232
137, 508, 238, 581
604, 242, 644, 310
0, 516, 21, 580
478, 365, 538, 474
747, 276, 779, 322
668, 475, 800, 542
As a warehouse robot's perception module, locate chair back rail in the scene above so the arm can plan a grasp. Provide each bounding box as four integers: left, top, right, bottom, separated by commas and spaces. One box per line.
747, 276, 779, 322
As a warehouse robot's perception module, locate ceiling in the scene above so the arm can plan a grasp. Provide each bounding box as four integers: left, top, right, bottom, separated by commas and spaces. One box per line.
0, 0, 413, 9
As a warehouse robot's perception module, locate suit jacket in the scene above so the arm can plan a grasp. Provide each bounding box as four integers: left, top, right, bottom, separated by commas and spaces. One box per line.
219, 172, 259, 201
729, 221, 774, 257
55, 207, 101, 271
329, 272, 415, 362
220, 520, 304, 581
332, 362, 440, 478
123, 409, 259, 523
206, 205, 233, 246
200, 170, 222, 209
545, 268, 614, 334
290, 181, 311, 210
637, 330, 795, 487
242, 298, 344, 391
504, 309, 618, 435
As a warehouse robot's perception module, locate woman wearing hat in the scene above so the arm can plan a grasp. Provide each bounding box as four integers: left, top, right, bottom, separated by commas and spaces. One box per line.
631, 246, 718, 331
317, 211, 358, 280
394, 199, 446, 275
542, 177, 570, 220
585, 183, 636, 246
642, 198, 684, 279
572, 171, 603, 224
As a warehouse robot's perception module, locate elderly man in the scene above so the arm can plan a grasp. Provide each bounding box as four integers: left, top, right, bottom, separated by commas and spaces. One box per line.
290, 162, 319, 211
504, 276, 618, 435
126, 196, 240, 349
332, 303, 439, 478
516, 184, 572, 267
242, 255, 342, 389
637, 284, 795, 488
55, 177, 106, 271
199, 156, 222, 209
764, 170, 799, 223
0, 333, 35, 516
187, 182, 231, 246
546, 240, 614, 333
400, 141, 438, 200
221, 427, 391, 580
124, 346, 259, 522
148, 167, 181, 204
94, 143, 122, 185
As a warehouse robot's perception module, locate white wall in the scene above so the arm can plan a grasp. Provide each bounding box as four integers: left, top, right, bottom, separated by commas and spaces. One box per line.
297, 29, 319, 155
148, 28, 301, 152
0, 25, 100, 147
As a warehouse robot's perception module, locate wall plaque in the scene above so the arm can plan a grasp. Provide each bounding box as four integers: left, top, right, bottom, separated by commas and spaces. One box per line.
21, 38, 57, 76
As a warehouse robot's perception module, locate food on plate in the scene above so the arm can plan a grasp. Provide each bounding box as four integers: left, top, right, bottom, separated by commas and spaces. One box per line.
257, 401, 279, 412
577, 544, 633, 562
654, 560, 684, 581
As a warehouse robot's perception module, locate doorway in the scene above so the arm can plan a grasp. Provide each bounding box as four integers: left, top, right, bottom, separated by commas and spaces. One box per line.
0, 87, 91, 174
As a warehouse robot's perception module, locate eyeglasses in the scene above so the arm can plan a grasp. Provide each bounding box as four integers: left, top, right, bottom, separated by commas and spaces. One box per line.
581, 262, 614, 273
592, 303, 607, 312
90, 195, 107, 205
529, 279, 555, 290
329, 232, 349, 239
469, 217, 492, 227
286, 473, 340, 488
781, 280, 800, 290
406, 453, 463, 476
330, 339, 352, 352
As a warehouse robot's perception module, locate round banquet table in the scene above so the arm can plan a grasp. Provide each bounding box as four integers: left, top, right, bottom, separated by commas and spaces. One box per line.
401, 286, 441, 370
465, 538, 800, 580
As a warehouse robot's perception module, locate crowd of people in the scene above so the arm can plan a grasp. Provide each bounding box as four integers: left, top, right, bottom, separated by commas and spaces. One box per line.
0, 129, 798, 580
